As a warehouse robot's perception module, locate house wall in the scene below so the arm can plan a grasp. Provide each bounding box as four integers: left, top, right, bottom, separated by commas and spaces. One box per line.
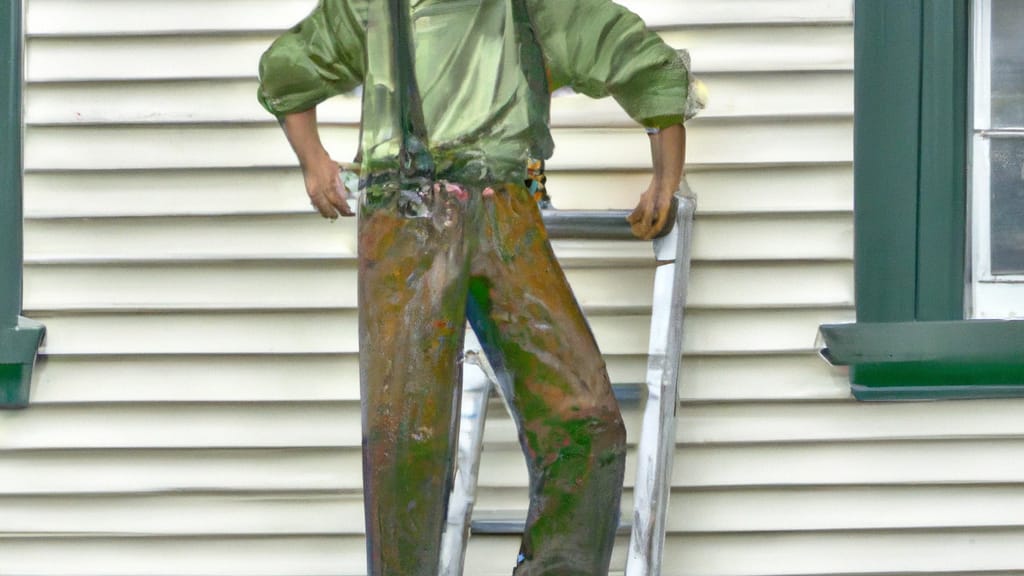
18, 0, 1006, 574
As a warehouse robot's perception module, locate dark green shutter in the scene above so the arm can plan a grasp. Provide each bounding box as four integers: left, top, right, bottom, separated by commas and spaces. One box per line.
1, 0, 44, 409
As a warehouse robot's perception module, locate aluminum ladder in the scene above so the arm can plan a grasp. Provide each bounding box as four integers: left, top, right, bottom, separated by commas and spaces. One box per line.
440, 188, 696, 576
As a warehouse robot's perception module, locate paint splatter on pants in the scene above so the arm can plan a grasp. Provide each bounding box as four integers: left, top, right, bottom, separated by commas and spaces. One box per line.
358, 180, 627, 576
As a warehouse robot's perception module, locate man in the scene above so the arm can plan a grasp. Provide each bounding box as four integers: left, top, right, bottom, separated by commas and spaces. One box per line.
258, 1, 699, 574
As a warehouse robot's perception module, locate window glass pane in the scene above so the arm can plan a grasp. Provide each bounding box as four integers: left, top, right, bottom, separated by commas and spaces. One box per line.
992, 0, 1024, 127
990, 138, 1024, 274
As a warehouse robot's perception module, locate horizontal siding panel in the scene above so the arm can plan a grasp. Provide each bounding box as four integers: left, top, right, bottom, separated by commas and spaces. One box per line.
24, 27, 850, 82
0, 403, 361, 450
24, 168, 320, 219
10, 439, 1024, 495
23, 213, 852, 263
0, 448, 363, 494
12, 529, 1019, 576
32, 354, 362, 403
24, 72, 852, 126
0, 447, 653, 495
479, 440, 1024, 489
676, 440, 1024, 488
28, 352, 843, 404
26, 484, 996, 538
22, 388, 985, 450
680, 354, 849, 401
26, 35, 272, 82
0, 401, 668, 450
29, 354, 648, 405
25, 0, 851, 37
687, 261, 852, 308
24, 215, 362, 262
676, 399, 1024, 443
625, 0, 853, 28
23, 121, 853, 171
472, 485, 1024, 534
26, 263, 663, 312
692, 71, 852, 119
664, 530, 1024, 576
16, 484, 1022, 538
26, 0, 318, 36
693, 213, 851, 261
1, 492, 365, 536
23, 261, 852, 312
687, 164, 852, 214
662, 25, 852, 73
32, 310, 364, 355
28, 308, 851, 355
473, 398, 1024, 446
26, 262, 363, 311
33, 484, 1024, 540
23, 165, 854, 218
674, 485, 1024, 533
23, 79, 308, 126
0, 535, 366, 576
0, 535, 630, 576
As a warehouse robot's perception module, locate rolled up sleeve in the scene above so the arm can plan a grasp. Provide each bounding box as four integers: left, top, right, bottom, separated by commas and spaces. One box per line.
257, 0, 367, 117
531, 0, 700, 129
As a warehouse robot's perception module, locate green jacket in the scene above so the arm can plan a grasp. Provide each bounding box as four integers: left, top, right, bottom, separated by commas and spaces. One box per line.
258, 0, 696, 181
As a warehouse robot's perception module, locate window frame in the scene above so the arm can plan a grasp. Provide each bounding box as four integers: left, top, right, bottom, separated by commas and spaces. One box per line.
819, 0, 1024, 401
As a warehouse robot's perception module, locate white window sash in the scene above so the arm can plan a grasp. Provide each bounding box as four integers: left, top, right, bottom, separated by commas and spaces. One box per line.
970, 0, 1024, 318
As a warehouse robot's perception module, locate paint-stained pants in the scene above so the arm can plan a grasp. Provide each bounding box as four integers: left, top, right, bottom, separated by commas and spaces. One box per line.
358, 180, 627, 576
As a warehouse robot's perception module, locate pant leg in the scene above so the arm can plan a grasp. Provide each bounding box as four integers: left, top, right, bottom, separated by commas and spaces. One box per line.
358, 182, 477, 576
466, 183, 627, 576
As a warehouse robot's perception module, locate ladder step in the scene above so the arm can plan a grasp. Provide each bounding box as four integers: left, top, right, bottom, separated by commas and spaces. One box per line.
470, 511, 633, 536
482, 383, 643, 406
611, 382, 644, 405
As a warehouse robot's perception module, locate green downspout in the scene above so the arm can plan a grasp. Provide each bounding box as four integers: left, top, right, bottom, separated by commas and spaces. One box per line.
1, 0, 44, 409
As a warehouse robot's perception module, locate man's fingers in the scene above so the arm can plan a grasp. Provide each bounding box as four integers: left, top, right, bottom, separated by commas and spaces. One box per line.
310, 192, 338, 219
650, 198, 671, 233
627, 205, 642, 225
628, 202, 655, 239
326, 187, 354, 217
630, 211, 653, 239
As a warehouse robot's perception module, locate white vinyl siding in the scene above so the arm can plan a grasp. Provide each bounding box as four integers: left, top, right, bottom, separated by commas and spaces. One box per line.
37, 0, 1024, 575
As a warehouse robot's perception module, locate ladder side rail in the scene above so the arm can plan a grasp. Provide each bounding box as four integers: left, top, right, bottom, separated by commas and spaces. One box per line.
626, 193, 696, 576
440, 351, 499, 576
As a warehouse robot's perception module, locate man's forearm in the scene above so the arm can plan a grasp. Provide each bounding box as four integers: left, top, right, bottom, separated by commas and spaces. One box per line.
648, 123, 686, 194
281, 107, 329, 168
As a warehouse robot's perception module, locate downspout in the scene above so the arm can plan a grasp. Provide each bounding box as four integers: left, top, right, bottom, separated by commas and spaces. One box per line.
0, 0, 44, 409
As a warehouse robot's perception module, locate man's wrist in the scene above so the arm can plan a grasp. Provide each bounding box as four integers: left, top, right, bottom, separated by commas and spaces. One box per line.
298, 148, 330, 171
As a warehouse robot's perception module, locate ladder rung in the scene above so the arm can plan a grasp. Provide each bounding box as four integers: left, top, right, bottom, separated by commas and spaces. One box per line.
479, 384, 643, 406
470, 513, 634, 536
540, 197, 677, 241
612, 383, 645, 405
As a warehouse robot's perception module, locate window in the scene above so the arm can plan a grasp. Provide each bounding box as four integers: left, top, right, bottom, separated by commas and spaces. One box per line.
971, 0, 1024, 318
818, 0, 1024, 401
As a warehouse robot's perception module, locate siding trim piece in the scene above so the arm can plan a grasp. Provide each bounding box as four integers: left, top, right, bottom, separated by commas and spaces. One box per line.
0, 0, 44, 409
